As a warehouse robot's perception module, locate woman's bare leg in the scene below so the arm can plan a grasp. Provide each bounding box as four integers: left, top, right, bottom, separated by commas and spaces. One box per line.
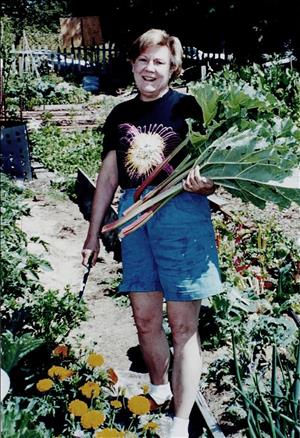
167, 300, 202, 418
130, 291, 170, 384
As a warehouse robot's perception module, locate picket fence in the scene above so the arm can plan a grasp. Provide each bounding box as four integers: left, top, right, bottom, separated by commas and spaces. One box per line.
10, 42, 233, 79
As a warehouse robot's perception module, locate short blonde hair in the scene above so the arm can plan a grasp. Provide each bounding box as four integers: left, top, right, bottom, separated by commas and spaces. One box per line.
128, 28, 183, 80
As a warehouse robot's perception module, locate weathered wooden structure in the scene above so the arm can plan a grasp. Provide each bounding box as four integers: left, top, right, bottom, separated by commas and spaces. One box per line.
60, 16, 104, 48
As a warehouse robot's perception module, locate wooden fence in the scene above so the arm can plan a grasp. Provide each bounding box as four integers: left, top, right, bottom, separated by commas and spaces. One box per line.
10, 42, 233, 80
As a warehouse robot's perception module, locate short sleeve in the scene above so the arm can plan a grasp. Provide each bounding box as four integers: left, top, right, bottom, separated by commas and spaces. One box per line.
101, 108, 119, 161
184, 95, 204, 123
173, 93, 204, 128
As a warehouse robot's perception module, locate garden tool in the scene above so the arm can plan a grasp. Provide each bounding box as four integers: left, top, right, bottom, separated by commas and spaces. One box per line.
78, 259, 92, 301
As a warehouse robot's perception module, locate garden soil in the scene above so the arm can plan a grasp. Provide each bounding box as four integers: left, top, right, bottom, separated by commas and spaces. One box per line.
19, 167, 299, 438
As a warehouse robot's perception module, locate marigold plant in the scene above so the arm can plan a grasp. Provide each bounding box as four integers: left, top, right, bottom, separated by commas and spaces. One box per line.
143, 421, 159, 432
127, 395, 150, 416
79, 381, 101, 398
141, 384, 149, 394
80, 409, 105, 429
107, 367, 118, 385
110, 399, 122, 409
52, 344, 69, 358
95, 428, 125, 438
68, 399, 88, 417
36, 378, 54, 392
87, 352, 105, 368
48, 365, 73, 380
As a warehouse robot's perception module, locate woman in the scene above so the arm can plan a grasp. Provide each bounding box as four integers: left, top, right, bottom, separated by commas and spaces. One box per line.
82, 28, 222, 438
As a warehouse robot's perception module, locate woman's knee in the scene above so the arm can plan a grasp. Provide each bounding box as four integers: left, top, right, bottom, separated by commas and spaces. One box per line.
167, 300, 201, 346
130, 292, 164, 336
134, 313, 163, 336
169, 320, 199, 346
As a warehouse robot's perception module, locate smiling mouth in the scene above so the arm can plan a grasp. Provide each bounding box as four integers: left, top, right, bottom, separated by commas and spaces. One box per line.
142, 76, 156, 82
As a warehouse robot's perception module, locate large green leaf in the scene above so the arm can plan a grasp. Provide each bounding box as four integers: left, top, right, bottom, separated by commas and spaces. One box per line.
1, 331, 44, 373
189, 83, 220, 125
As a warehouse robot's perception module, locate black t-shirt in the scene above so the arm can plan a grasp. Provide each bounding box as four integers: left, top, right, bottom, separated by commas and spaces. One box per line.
102, 88, 203, 189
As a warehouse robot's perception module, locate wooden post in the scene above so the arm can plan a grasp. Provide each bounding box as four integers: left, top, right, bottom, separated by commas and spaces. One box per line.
195, 391, 225, 438
78, 46, 82, 73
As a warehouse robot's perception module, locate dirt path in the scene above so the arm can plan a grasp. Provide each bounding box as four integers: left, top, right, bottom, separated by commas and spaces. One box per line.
19, 171, 140, 372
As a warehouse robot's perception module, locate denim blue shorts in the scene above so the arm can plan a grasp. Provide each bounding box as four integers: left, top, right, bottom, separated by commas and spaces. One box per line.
117, 188, 223, 301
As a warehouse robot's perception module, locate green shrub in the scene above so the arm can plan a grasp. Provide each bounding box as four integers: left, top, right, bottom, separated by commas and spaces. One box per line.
29, 125, 102, 195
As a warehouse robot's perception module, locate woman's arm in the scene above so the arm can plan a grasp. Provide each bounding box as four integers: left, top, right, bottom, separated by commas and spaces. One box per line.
183, 165, 215, 196
81, 150, 118, 266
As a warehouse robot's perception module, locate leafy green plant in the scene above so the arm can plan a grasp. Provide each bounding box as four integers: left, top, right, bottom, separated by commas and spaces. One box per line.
4, 72, 90, 111
29, 286, 87, 343
0, 174, 50, 304
1, 398, 52, 438
1, 331, 44, 373
29, 126, 102, 195
232, 331, 300, 437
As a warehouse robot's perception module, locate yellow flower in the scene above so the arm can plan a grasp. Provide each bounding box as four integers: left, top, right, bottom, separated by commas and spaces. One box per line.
36, 378, 53, 392
127, 395, 150, 416
80, 410, 105, 429
107, 368, 118, 385
141, 384, 149, 394
110, 399, 122, 409
48, 365, 73, 381
143, 421, 159, 432
87, 353, 105, 368
52, 345, 69, 358
95, 428, 125, 438
80, 381, 101, 398
68, 399, 88, 417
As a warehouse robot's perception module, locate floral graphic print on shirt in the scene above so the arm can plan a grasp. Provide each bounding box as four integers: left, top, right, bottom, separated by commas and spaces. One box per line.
119, 123, 180, 180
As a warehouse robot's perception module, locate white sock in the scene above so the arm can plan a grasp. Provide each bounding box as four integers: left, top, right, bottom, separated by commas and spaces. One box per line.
169, 417, 189, 438
149, 382, 172, 404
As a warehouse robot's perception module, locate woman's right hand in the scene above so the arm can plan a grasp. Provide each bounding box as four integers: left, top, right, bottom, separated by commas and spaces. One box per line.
81, 235, 100, 267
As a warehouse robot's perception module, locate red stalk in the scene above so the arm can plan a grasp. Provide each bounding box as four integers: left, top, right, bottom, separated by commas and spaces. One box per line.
119, 209, 156, 238
102, 182, 183, 234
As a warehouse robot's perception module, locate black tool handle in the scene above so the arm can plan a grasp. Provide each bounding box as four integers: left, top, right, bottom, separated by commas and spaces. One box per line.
78, 260, 92, 301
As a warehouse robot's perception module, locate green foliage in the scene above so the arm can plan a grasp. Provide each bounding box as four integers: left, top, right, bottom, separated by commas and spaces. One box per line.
4, 73, 90, 112
0, 173, 49, 303
232, 333, 300, 437
0, 17, 16, 81
199, 211, 300, 350
233, 62, 300, 119
1, 398, 52, 438
29, 125, 102, 194
1, 331, 44, 373
30, 287, 87, 343
2, 0, 72, 39
202, 63, 300, 122
187, 79, 300, 210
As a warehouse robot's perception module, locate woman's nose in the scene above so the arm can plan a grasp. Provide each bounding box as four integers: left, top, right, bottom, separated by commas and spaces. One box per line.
145, 60, 155, 71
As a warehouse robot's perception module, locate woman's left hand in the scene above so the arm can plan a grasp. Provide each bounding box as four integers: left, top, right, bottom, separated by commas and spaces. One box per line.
183, 165, 215, 195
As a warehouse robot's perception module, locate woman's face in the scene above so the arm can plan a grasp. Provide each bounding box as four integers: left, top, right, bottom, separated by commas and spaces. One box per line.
132, 45, 174, 101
